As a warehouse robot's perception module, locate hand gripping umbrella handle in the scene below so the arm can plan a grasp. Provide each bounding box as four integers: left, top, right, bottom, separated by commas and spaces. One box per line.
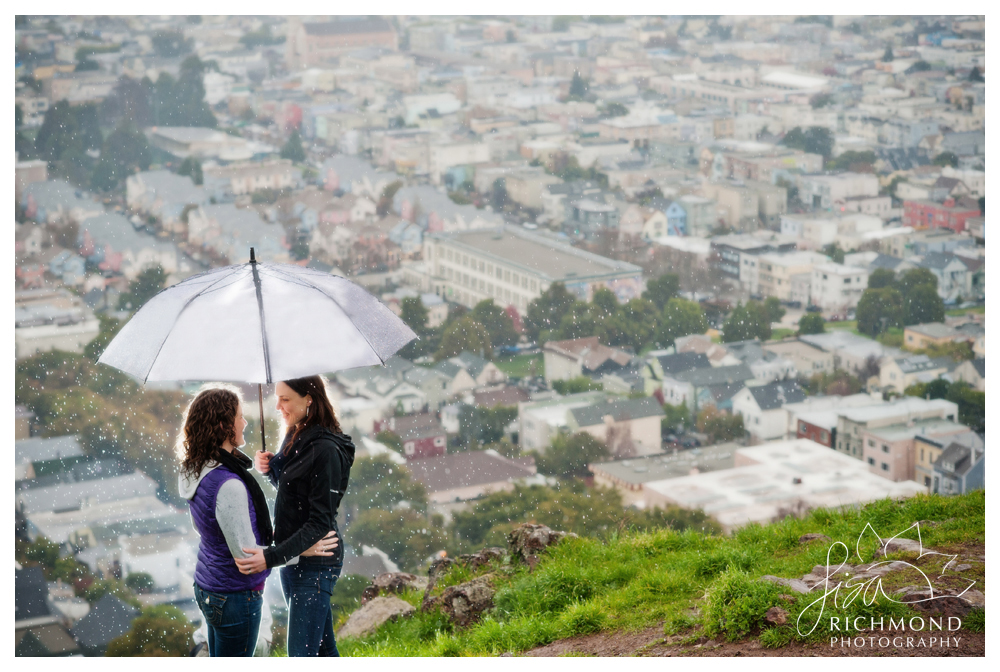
258, 383, 266, 455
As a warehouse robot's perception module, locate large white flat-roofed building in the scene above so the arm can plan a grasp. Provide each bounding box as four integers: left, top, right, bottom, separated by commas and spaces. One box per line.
643, 439, 925, 532
423, 225, 643, 312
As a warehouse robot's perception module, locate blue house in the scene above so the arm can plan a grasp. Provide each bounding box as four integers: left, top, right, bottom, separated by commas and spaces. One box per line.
649, 197, 688, 236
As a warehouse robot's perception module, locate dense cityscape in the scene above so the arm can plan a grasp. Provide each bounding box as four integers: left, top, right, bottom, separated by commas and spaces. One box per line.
14, 14, 985, 657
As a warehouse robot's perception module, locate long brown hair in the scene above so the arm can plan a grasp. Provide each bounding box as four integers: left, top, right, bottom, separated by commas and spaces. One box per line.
177, 384, 243, 478
282, 375, 341, 446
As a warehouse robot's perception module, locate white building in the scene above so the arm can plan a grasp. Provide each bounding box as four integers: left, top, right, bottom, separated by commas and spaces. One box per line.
15, 289, 101, 360
796, 172, 879, 210
809, 263, 869, 317
643, 439, 926, 532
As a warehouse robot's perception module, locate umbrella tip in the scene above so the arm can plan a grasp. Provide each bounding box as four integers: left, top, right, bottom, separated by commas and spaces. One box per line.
249, 247, 256, 263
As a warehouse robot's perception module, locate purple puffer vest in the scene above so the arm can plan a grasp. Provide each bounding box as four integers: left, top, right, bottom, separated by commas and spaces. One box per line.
189, 466, 270, 592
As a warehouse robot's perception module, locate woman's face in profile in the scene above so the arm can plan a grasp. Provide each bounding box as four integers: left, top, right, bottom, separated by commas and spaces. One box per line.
275, 382, 310, 427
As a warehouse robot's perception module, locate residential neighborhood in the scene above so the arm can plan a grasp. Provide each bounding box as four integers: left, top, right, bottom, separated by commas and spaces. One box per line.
14, 14, 985, 657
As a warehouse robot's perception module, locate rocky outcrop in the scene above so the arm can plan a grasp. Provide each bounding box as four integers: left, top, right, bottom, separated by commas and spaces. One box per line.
336, 596, 415, 640
361, 572, 429, 604
437, 574, 497, 627
765, 607, 788, 625
508, 523, 577, 569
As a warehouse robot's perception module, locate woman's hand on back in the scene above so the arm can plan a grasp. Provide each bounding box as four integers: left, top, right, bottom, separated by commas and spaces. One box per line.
301, 530, 339, 557
235, 548, 268, 575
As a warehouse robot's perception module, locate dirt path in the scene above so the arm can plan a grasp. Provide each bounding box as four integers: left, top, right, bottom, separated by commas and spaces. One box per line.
524, 626, 985, 657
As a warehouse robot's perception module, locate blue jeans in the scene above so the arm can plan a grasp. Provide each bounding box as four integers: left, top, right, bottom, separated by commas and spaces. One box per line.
194, 584, 263, 657
280, 564, 342, 657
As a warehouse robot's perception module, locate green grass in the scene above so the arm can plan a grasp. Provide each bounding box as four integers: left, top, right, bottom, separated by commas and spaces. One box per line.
769, 328, 796, 341
826, 319, 860, 334
336, 491, 984, 656
493, 353, 543, 379
947, 306, 984, 316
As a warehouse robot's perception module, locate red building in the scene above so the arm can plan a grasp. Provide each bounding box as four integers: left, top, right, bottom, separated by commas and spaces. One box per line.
902, 197, 981, 233
794, 412, 836, 448
374, 413, 447, 460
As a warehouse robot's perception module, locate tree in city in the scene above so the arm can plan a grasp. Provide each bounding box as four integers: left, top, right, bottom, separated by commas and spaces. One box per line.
867, 267, 897, 289
105, 604, 193, 657
781, 126, 834, 160
280, 130, 307, 162
797, 313, 826, 335
568, 71, 589, 100
101, 76, 154, 127
722, 301, 771, 342
882, 45, 894, 62
376, 180, 403, 216
400, 296, 429, 334
657, 297, 708, 347
534, 431, 610, 478
35, 101, 102, 163
896, 268, 938, 297
91, 121, 152, 193
347, 454, 428, 517
524, 282, 579, 342
177, 156, 203, 185
348, 508, 450, 572
856, 287, 904, 337
763, 296, 785, 324
968, 66, 983, 83
661, 402, 690, 432
434, 316, 493, 361
696, 406, 744, 443
118, 265, 167, 311
642, 272, 680, 310
602, 297, 659, 352
932, 151, 959, 168
490, 178, 508, 212
551, 376, 602, 394
152, 57, 216, 127
827, 150, 877, 172
124, 572, 155, 594
471, 299, 519, 348
456, 404, 518, 449
903, 283, 945, 326
822, 243, 846, 264
600, 102, 629, 118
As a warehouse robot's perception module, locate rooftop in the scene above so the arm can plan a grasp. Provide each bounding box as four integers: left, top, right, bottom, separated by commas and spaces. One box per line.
589, 444, 739, 487
434, 225, 642, 282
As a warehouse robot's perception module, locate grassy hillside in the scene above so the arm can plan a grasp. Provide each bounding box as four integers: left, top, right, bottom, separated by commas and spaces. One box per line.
338, 490, 985, 656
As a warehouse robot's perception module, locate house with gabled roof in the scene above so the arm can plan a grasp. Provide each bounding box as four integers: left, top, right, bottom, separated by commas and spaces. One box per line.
661, 363, 755, 413
432, 360, 479, 397
731, 380, 807, 442
566, 397, 665, 458
21, 180, 104, 224
543, 336, 635, 386
125, 170, 209, 233
912, 252, 969, 303
878, 354, 954, 394
78, 212, 179, 280
449, 351, 507, 387
932, 441, 984, 495
70, 593, 140, 656
186, 203, 289, 264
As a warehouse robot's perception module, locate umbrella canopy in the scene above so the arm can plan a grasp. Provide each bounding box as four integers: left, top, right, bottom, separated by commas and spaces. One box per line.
98, 255, 417, 384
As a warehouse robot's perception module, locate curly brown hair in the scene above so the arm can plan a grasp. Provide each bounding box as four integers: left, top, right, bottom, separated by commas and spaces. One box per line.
176, 385, 243, 478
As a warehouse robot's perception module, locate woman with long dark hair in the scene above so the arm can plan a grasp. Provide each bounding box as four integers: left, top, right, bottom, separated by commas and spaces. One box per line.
177, 385, 338, 657
236, 375, 355, 657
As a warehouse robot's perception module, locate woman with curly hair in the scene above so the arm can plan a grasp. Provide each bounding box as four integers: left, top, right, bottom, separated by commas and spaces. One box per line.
236, 375, 355, 657
177, 385, 338, 657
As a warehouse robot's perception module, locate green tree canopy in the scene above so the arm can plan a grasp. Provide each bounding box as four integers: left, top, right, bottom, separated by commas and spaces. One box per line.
534, 431, 609, 478
435, 316, 493, 361
280, 130, 306, 162
152, 58, 216, 127
118, 265, 166, 311
641, 272, 680, 310
177, 156, 203, 185
722, 301, 771, 342
400, 296, 429, 334
657, 298, 708, 347
903, 283, 945, 325
867, 268, 897, 289
568, 72, 589, 100
471, 299, 518, 348
105, 604, 193, 656
797, 313, 826, 335
856, 287, 904, 336
91, 121, 152, 193
456, 404, 518, 449
696, 406, 744, 443
348, 454, 428, 515
781, 126, 833, 160
932, 151, 959, 168
602, 297, 659, 352
349, 508, 450, 572
525, 282, 579, 342
763, 296, 785, 324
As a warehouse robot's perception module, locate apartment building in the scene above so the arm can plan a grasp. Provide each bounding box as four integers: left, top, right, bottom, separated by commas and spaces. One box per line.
834, 397, 959, 460
809, 263, 869, 316
757, 251, 827, 302
860, 418, 971, 483
423, 225, 643, 312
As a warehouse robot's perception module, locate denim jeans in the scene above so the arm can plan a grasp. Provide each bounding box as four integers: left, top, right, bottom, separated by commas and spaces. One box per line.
194, 584, 263, 657
280, 564, 342, 657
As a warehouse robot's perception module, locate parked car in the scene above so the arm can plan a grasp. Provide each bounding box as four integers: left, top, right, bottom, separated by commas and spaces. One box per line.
662, 433, 679, 446
678, 436, 701, 449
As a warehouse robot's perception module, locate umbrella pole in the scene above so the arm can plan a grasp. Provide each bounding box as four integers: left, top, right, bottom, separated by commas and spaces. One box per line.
258, 383, 267, 455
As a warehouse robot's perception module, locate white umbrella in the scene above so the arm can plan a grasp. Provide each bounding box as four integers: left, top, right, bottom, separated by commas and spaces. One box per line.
98, 249, 417, 450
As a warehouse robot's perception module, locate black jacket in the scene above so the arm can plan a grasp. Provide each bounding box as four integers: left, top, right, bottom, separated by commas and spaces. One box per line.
263, 425, 355, 569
